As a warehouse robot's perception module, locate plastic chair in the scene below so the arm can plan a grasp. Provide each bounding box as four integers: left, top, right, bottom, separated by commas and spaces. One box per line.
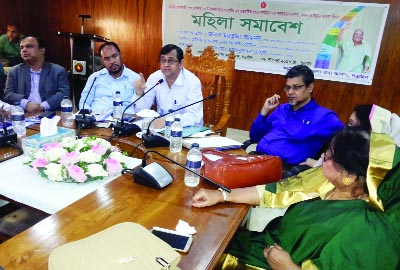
184, 45, 235, 136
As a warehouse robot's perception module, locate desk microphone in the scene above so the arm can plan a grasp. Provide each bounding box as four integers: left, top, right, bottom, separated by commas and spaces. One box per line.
75, 76, 97, 135
113, 78, 164, 136
142, 94, 216, 148
132, 149, 231, 192
0, 115, 17, 148
0, 114, 23, 161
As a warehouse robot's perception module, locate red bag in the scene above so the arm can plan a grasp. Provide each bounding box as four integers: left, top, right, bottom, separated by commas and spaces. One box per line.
201, 149, 282, 189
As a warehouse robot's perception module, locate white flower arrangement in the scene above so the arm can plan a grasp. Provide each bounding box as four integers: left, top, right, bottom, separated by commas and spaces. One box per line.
25, 136, 134, 183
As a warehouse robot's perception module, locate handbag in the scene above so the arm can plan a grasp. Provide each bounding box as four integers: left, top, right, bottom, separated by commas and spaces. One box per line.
201, 149, 282, 189
48, 222, 181, 270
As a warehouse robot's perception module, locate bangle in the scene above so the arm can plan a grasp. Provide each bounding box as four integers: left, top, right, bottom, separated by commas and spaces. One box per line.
218, 188, 227, 202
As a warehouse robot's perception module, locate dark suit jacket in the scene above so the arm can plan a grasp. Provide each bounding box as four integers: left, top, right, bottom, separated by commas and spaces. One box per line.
4, 62, 70, 110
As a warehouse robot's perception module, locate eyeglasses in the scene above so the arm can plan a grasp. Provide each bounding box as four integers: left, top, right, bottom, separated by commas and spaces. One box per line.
283, 84, 305, 92
160, 58, 179, 65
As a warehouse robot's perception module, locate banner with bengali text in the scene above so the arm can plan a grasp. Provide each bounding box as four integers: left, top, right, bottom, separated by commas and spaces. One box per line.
162, 0, 389, 85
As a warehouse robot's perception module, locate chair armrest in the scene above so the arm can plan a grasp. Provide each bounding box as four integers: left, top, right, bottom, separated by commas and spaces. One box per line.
282, 165, 311, 179
241, 139, 257, 150
211, 113, 230, 137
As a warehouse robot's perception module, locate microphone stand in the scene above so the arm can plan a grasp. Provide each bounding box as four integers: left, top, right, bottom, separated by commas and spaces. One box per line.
113, 78, 164, 137
142, 94, 217, 148
75, 77, 97, 138
140, 149, 231, 192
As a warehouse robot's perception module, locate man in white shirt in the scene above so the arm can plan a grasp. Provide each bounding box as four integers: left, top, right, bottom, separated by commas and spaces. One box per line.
133, 44, 203, 127
79, 42, 140, 114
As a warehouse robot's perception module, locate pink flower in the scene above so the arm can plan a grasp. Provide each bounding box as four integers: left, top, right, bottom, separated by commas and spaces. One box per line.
91, 144, 107, 155
68, 165, 87, 183
110, 145, 120, 152
60, 151, 79, 166
32, 158, 47, 168
42, 142, 63, 151
104, 158, 122, 175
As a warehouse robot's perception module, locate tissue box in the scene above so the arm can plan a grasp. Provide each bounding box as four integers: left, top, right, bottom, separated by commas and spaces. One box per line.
22, 127, 76, 156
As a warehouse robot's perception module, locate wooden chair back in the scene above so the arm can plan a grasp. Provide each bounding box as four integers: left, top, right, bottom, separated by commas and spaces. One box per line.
184, 45, 235, 136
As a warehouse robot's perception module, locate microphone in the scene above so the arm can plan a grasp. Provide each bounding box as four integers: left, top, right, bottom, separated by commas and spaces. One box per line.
78, 76, 97, 115
113, 78, 164, 136
75, 76, 97, 132
0, 115, 17, 148
142, 94, 217, 148
132, 149, 231, 192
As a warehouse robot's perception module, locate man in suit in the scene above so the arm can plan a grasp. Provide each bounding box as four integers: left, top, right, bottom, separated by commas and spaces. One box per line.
4, 36, 70, 112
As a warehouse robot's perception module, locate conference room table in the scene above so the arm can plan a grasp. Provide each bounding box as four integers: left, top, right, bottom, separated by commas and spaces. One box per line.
0, 119, 250, 270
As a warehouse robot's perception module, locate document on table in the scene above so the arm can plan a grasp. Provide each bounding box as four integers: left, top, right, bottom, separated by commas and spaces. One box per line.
183, 136, 242, 149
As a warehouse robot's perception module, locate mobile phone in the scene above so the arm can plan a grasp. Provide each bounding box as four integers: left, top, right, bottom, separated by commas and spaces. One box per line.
38, 111, 56, 119
151, 227, 193, 253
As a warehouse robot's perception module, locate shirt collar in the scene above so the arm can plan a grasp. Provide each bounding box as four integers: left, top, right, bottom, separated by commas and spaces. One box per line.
286, 98, 317, 111
30, 68, 42, 74
164, 68, 185, 87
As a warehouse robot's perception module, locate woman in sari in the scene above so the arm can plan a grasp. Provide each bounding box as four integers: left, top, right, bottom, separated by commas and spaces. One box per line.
192, 127, 400, 269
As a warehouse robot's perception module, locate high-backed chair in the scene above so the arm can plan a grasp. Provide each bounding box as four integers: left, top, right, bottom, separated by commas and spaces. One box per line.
184, 45, 235, 136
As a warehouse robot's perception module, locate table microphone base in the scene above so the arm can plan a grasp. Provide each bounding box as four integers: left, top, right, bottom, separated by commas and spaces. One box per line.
0, 131, 17, 148
142, 133, 170, 148
75, 115, 96, 129
113, 122, 141, 136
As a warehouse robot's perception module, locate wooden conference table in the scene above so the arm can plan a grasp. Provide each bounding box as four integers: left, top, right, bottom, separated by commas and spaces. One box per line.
0, 120, 250, 270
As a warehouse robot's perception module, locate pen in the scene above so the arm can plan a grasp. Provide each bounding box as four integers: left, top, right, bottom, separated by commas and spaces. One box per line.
215, 145, 241, 151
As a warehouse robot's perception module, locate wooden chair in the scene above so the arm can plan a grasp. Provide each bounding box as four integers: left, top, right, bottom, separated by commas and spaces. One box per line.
184, 45, 235, 136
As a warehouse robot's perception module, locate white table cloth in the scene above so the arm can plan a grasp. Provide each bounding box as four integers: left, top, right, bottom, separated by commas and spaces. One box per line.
0, 156, 141, 214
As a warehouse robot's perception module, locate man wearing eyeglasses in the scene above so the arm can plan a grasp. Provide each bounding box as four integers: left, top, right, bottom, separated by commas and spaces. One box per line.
133, 44, 203, 127
249, 64, 343, 168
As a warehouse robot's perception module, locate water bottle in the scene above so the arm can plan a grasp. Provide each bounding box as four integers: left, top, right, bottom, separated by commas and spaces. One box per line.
169, 117, 183, 153
164, 109, 175, 139
11, 101, 26, 138
60, 96, 73, 127
184, 143, 202, 187
113, 91, 123, 119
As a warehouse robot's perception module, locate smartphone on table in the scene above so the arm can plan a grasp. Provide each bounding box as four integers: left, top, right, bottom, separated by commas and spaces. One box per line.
151, 227, 193, 253
38, 111, 56, 119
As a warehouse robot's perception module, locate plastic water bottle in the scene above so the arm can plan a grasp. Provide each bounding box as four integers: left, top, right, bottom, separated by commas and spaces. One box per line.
113, 91, 123, 119
60, 96, 73, 127
184, 143, 202, 187
164, 109, 175, 139
11, 101, 26, 138
169, 117, 183, 153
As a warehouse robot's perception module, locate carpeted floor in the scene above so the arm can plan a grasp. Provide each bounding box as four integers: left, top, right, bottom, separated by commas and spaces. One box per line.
226, 128, 256, 152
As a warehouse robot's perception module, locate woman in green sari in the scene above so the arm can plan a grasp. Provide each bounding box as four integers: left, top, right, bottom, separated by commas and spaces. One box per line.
192, 127, 400, 270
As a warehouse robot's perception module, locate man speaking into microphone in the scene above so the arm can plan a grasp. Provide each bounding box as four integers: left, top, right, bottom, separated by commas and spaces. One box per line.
133, 44, 203, 127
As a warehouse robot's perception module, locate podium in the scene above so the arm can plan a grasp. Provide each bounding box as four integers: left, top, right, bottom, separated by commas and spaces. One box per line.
57, 31, 109, 108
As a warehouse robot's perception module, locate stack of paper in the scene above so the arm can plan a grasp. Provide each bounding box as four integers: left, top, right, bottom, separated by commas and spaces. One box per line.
183, 136, 242, 149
